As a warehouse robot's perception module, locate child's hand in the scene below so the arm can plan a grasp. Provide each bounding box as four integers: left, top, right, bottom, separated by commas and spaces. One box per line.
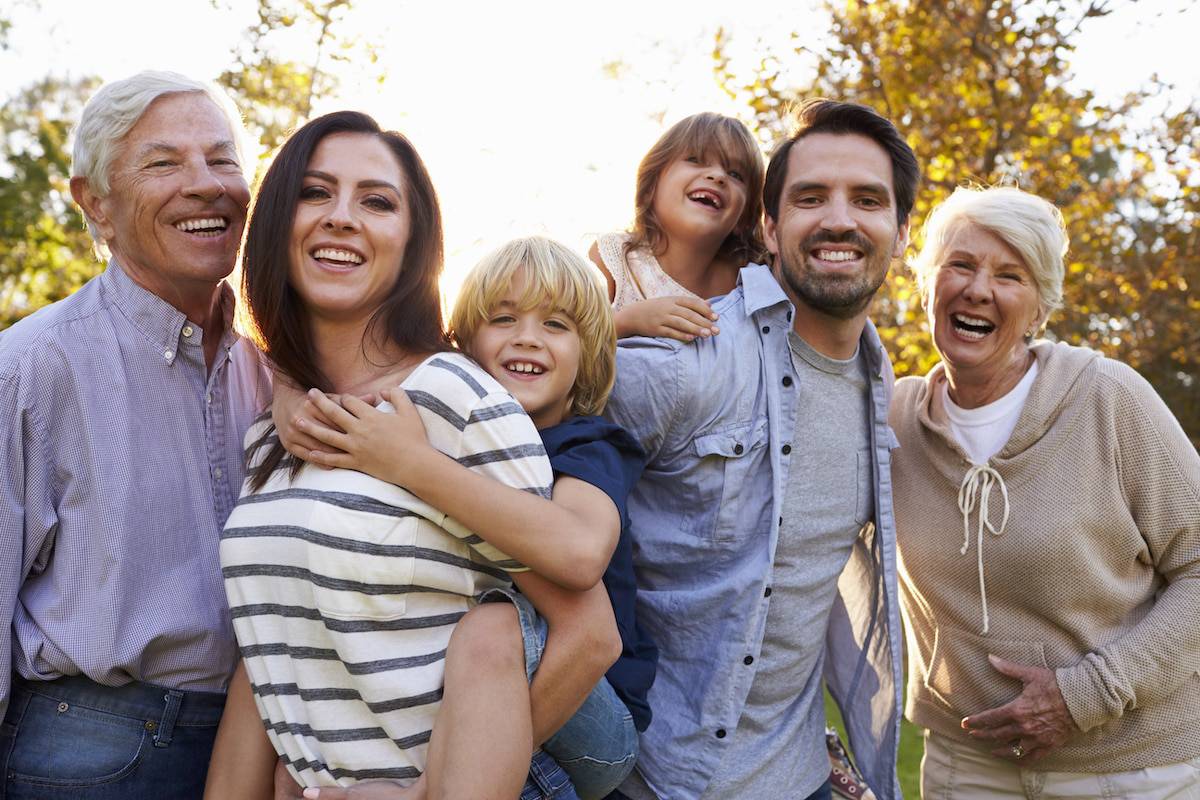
272, 377, 348, 464
296, 387, 436, 486
615, 295, 719, 342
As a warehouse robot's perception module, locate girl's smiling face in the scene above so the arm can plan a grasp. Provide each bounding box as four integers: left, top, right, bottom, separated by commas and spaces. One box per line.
467, 268, 582, 430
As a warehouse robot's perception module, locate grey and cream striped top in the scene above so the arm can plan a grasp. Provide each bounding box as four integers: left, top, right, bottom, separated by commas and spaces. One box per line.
220, 353, 552, 788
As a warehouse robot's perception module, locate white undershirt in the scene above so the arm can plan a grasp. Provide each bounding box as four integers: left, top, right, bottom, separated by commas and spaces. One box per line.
942, 360, 1039, 465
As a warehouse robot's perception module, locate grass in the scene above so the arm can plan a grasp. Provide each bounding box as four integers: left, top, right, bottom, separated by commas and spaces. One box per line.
825, 690, 923, 798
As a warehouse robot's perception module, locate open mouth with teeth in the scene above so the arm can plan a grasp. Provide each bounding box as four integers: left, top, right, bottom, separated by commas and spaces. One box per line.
504, 360, 545, 375
311, 248, 365, 268
811, 248, 862, 264
951, 313, 996, 340
687, 190, 723, 210
174, 217, 229, 237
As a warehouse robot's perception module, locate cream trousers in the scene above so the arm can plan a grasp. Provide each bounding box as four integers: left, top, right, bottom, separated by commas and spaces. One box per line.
921, 730, 1200, 800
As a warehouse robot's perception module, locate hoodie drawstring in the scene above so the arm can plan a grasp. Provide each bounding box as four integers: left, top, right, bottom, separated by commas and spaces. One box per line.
957, 464, 1010, 634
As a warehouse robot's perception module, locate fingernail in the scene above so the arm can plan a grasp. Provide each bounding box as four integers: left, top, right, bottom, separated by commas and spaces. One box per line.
711, 327, 720, 334
296, 418, 307, 428
303, 790, 320, 799
700, 329, 711, 337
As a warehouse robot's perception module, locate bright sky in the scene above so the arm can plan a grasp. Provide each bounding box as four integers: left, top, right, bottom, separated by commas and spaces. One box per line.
2, 0, 1197, 302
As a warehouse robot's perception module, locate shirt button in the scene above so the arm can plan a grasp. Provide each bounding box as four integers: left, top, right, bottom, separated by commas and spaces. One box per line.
163, 350, 173, 360
206, 392, 213, 405
782, 375, 793, 387
715, 728, 727, 739
733, 443, 744, 455
182, 325, 194, 337
781, 444, 792, 455
764, 587, 773, 597
743, 655, 754, 665
214, 467, 223, 479
761, 325, 770, 334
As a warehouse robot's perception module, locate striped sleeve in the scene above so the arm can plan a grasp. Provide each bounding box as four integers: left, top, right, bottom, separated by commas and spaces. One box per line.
406, 355, 553, 571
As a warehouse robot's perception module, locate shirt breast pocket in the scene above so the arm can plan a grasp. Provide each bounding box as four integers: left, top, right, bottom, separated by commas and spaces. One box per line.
308, 502, 419, 622
691, 419, 769, 543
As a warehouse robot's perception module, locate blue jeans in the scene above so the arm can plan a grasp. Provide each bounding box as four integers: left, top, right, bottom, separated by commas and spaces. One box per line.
0, 674, 225, 799
482, 589, 638, 800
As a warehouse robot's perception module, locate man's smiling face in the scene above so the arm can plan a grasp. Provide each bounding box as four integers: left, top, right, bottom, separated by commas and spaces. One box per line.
765, 132, 908, 320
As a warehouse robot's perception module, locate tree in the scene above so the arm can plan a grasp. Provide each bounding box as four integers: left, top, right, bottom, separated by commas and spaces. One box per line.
0, 76, 103, 326
715, 0, 1200, 444
215, 0, 382, 154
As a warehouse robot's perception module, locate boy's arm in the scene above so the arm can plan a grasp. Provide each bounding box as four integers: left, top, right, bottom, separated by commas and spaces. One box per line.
298, 389, 620, 590
511, 570, 623, 746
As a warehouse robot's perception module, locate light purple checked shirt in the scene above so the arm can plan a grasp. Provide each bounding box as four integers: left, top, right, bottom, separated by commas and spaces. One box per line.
0, 261, 271, 715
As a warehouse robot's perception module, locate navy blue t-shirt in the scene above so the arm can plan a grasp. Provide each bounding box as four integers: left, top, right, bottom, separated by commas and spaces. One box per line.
539, 415, 657, 732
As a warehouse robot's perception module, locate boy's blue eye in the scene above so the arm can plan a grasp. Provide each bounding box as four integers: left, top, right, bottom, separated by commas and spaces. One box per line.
684, 155, 700, 164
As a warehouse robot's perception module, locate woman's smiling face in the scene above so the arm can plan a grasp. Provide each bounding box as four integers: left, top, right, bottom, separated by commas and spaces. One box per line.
288, 131, 411, 325
928, 222, 1042, 381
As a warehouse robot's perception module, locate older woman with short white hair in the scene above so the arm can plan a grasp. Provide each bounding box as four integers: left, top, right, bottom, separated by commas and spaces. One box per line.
890, 186, 1200, 798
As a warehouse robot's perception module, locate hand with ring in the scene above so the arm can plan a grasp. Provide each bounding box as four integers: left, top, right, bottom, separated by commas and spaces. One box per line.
961, 654, 1077, 762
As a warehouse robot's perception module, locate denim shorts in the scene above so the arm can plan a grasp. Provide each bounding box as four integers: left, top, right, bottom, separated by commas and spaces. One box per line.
0, 673, 226, 800
481, 588, 639, 800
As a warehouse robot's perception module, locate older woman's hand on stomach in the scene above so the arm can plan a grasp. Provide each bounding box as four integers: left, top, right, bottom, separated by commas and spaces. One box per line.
961, 654, 1076, 762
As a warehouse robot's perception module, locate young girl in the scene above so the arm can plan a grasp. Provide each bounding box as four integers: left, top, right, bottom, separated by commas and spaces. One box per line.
589, 111, 766, 341
291, 237, 652, 800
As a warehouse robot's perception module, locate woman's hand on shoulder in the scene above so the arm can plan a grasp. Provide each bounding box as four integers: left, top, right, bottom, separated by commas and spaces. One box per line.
961, 654, 1078, 763
615, 295, 718, 341
297, 387, 436, 486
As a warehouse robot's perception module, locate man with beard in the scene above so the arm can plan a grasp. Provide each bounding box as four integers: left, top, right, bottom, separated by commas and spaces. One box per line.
604, 99, 919, 800
0, 72, 269, 797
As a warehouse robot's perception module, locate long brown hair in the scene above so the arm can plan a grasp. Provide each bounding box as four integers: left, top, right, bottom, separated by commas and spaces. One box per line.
241, 110, 450, 490
628, 112, 766, 265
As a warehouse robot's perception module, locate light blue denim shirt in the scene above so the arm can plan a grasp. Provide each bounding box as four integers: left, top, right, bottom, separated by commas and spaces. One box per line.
604, 263, 904, 800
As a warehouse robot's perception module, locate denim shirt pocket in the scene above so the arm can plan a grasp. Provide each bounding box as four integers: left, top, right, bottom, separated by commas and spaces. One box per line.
691, 418, 769, 543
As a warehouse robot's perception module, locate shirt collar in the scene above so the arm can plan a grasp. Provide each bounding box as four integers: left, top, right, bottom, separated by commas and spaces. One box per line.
100, 259, 239, 365
737, 262, 790, 316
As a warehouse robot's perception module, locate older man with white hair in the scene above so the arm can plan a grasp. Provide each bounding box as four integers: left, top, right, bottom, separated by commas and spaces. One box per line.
0, 71, 269, 797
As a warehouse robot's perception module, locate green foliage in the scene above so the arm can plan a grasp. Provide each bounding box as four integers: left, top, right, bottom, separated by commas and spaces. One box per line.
716, 0, 1200, 445
0, 76, 104, 327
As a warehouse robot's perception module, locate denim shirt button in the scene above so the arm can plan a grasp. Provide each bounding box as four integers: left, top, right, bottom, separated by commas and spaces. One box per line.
733, 443, 744, 455
764, 587, 773, 597
743, 655, 754, 665
781, 444, 792, 455
761, 325, 770, 334
782, 375, 793, 387
715, 728, 727, 739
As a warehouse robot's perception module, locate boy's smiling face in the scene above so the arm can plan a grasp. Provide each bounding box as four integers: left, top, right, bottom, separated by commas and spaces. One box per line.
468, 269, 581, 430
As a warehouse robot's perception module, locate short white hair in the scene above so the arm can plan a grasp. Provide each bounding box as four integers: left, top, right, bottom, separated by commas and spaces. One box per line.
913, 187, 1068, 329
70, 71, 251, 247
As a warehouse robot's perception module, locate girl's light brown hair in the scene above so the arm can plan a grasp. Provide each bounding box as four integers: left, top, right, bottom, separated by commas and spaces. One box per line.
452, 237, 616, 418
628, 112, 766, 264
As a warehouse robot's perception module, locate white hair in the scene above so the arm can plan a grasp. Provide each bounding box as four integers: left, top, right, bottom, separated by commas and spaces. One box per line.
70, 70, 251, 249
912, 186, 1068, 331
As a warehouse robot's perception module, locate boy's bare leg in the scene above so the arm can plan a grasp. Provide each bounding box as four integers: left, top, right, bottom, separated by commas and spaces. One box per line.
425, 602, 532, 800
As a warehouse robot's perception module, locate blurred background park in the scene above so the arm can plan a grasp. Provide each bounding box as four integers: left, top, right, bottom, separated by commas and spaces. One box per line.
0, 0, 1197, 792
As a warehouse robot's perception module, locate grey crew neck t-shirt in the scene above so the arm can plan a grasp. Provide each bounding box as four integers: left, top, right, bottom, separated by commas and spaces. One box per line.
700, 330, 873, 799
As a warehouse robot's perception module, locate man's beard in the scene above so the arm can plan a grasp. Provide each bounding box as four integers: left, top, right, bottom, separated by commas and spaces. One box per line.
777, 231, 892, 320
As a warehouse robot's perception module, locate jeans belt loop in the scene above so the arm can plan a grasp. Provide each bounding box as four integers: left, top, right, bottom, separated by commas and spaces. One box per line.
154, 689, 185, 748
